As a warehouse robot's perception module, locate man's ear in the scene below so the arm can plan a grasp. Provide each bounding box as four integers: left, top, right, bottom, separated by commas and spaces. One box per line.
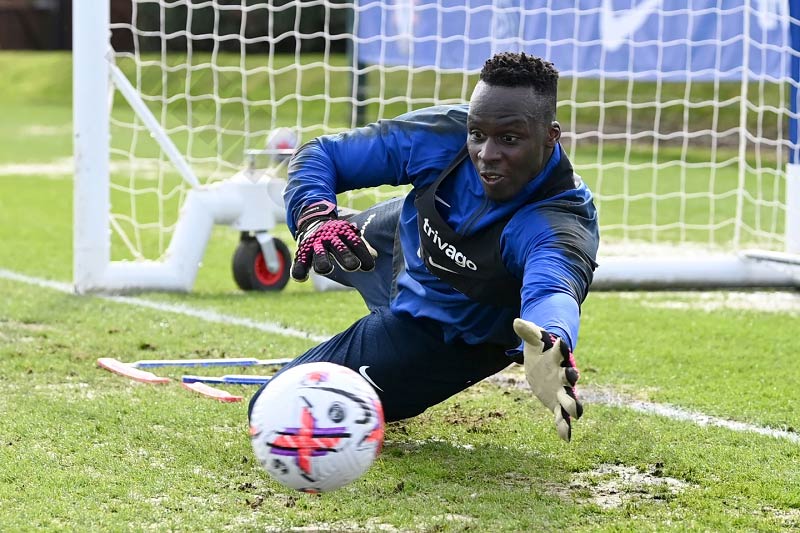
547, 121, 561, 146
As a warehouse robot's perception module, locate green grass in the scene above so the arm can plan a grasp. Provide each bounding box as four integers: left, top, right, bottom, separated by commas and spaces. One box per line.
1, 50, 799, 531
1, 279, 799, 531
0, 105, 73, 164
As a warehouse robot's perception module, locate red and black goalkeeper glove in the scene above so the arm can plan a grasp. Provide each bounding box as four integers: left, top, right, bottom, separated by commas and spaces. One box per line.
290, 200, 376, 282
513, 318, 583, 442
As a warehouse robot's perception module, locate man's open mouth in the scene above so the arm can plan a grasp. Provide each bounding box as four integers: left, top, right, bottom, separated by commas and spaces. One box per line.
480, 172, 504, 184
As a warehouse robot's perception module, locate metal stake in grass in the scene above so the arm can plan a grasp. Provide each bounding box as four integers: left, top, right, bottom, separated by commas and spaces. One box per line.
96, 357, 171, 384
181, 374, 273, 386
96, 356, 291, 384
180, 382, 245, 403
106, 356, 293, 369
180, 375, 272, 402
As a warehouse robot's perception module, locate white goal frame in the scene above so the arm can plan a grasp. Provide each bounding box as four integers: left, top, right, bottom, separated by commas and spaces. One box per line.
73, 1, 288, 293
73, 1, 800, 293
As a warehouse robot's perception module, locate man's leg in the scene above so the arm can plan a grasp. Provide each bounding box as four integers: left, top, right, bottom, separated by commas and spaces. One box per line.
249, 307, 514, 422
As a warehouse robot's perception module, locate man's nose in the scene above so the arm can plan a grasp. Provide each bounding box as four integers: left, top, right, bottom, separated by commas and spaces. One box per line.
479, 139, 501, 162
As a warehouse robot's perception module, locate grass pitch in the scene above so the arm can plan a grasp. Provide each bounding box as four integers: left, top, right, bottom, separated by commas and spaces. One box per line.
0, 51, 799, 532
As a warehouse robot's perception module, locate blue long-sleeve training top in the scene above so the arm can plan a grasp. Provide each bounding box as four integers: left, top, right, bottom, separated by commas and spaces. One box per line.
284, 104, 599, 351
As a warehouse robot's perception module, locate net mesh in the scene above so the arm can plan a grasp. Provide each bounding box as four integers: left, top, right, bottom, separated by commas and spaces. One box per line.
106, 0, 796, 261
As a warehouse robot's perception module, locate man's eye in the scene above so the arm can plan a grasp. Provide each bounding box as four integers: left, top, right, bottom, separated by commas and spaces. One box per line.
469, 131, 485, 141
501, 135, 518, 143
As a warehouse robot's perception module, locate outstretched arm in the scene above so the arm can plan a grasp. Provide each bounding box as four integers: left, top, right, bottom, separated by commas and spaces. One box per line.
503, 198, 598, 441
516, 268, 587, 443
284, 105, 470, 235
283, 125, 408, 281
284, 128, 405, 236
283, 107, 470, 280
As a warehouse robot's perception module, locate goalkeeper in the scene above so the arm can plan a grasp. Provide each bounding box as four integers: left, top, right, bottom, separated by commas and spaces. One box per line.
249, 52, 599, 442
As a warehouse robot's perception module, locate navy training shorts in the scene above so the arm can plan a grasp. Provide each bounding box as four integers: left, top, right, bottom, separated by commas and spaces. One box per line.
248, 197, 513, 422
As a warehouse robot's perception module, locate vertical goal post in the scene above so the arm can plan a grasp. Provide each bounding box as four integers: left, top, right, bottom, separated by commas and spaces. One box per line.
73, 1, 289, 294
73, 0, 800, 294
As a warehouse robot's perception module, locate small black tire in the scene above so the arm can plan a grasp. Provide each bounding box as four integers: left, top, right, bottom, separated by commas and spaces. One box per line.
232, 236, 291, 292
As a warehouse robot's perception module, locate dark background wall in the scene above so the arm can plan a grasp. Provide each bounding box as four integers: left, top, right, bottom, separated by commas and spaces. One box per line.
0, 0, 350, 52
0, 0, 71, 49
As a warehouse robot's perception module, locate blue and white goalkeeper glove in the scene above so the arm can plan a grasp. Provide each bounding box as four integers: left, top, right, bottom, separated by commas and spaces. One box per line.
513, 318, 583, 442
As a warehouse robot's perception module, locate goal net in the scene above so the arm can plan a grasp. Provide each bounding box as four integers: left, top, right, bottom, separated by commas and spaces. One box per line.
73, 0, 800, 293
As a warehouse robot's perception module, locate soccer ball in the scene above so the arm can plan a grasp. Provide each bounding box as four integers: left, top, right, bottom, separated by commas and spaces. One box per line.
249, 362, 384, 493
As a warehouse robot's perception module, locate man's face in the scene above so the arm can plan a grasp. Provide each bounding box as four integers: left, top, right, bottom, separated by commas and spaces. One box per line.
467, 81, 560, 202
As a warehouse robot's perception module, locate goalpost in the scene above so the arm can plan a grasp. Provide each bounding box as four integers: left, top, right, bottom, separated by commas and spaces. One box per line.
73, 0, 800, 294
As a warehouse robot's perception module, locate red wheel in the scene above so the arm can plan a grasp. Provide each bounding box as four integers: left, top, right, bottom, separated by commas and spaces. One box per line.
232, 236, 291, 291
253, 247, 286, 287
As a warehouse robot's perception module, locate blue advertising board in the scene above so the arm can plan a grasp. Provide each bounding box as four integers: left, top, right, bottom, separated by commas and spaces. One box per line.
355, 0, 793, 82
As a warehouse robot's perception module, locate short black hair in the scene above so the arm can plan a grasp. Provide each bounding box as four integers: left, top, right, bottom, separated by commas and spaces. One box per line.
479, 52, 559, 96
479, 52, 559, 121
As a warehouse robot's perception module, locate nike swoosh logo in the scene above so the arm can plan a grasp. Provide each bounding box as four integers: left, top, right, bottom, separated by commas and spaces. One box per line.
359, 213, 377, 235
600, 0, 661, 51
427, 256, 459, 274
358, 365, 383, 392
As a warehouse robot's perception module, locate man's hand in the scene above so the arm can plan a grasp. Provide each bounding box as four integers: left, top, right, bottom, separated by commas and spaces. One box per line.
513, 318, 583, 442
291, 200, 376, 282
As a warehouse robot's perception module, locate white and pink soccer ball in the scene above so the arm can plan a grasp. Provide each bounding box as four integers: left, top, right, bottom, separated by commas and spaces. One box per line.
249, 362, 384, 493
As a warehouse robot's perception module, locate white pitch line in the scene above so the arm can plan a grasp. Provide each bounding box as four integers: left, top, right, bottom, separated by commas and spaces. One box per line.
490, 373, 800, 444
103, 295, 331, 344
0, 268, 330, 344
581, 388, 800, 444
2, 267, 798, 443
0, 269, 74, 293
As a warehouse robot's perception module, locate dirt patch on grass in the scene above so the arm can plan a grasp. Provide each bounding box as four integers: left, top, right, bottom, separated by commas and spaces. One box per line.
0, 319, 52, 332
489, 371, 693, 509
550, 463, 692, 509
262, 521, 403, 532
758, 506, 800, 529
0, 319, 53, 344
